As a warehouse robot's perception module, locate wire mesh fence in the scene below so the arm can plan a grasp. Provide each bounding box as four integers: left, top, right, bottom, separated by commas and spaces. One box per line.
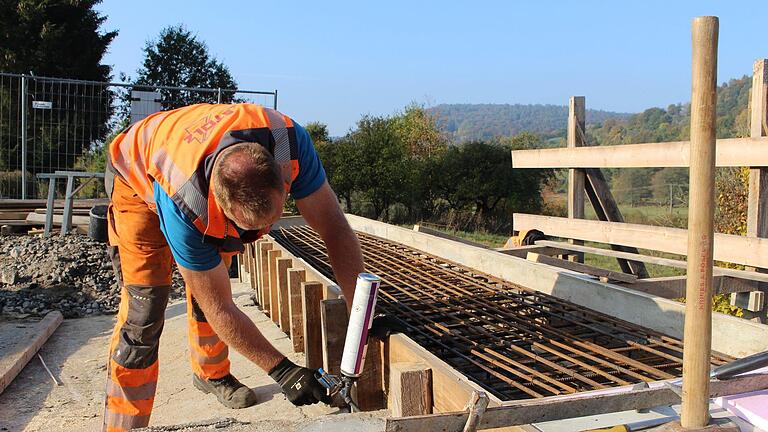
0, 72, 277, 199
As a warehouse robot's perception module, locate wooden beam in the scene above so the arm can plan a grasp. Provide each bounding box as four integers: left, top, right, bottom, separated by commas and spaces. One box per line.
352, 336, 385, 411
386, 334, 503, 413
510, 136, 768, 169
288, 268, 306, 352
388, 362, 433, 417
258, 242, 273, 312
681, 16, 718, 428
413, 225, 488, 249
495, 245, 572, 259
585, 168, 649, 278
253, 240, 266, 305
622, 276, 758, 299
267, 249, 282, 323
276, 257, 293, 332
514, 213, 768, 269
526, 252, 638, 284
302, 282, 324, 369
567, 96, 586, 263
0, 311, 63, 394
743, 58, 768, 321
320, 298, 348, 376
535, 239, 768, 284
384, 373, 768, 432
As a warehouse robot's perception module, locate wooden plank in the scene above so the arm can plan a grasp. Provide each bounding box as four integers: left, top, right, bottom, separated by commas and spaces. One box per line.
267, 249, 282, 323
252, 240, 265, 305
384, 373, 768, 432
413, 225, 488, 249
386, 334, 503, 413
567, 96, 586, 263
585, 168, 649, 278
302, 282, 324, 369
288, 268, 306, 352
276, 258, 293, 332
620, 276, 756, 299
495, 245, 571, 259
514, 213, 768, 269
352, 336, 385, 411
25, 212, 89, 226
526, 252, 637, 284
743, 58, 768, 320
388, 362, 432, 417
535, 239, 768, 284
258, 242, 273, 312
320, 298, 348, 376
0, 311, 63, 394
510, 136, 768, 169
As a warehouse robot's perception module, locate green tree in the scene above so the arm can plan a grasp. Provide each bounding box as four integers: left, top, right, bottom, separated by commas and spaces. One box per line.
393, 103, 448, 159
0, 0, 116, 197
134, 25, 237, 109
304, 121, 330, 146
0, 0, 116, 78
434, 140, 549, 226
347, 115, 413, 220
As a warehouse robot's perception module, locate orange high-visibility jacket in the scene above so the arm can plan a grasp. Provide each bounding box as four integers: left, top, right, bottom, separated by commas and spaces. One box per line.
108, 103, 299, 251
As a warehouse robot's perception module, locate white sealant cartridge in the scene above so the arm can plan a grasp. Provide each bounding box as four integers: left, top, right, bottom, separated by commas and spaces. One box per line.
340, 273, 381, 378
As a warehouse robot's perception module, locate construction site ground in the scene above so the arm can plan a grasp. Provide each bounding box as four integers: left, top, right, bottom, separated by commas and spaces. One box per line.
0, 281, 388, 432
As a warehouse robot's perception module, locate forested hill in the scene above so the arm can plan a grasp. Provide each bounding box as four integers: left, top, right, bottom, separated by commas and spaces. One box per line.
428, 103, 632, 142
588, 75, 752, 145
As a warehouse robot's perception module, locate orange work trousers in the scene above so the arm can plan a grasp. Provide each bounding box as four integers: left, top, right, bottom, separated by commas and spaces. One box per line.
102, 175, 232, 432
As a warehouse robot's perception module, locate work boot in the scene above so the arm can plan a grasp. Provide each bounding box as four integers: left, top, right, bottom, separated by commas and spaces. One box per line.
192, 374, 258, 409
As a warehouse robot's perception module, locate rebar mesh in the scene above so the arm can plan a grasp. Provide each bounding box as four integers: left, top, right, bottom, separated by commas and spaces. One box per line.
271, 225, 734, 401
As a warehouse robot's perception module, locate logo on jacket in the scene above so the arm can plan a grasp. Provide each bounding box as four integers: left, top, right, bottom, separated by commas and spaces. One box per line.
183, 108, 236, 144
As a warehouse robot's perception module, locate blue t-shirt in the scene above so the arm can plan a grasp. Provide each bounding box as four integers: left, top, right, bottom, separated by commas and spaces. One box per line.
156, 122, 326, 271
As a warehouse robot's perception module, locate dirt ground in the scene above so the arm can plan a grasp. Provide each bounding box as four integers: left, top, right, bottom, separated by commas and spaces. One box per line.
0, 282, 387, 431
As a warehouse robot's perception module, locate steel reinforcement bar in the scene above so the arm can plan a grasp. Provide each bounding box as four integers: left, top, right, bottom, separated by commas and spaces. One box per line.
270, 225, 734, 401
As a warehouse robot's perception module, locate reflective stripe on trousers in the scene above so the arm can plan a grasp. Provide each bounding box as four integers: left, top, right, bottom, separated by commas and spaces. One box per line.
103, 176, 231, 431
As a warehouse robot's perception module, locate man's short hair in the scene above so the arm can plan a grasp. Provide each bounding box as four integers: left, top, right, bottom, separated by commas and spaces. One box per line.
211, 143, 284, 226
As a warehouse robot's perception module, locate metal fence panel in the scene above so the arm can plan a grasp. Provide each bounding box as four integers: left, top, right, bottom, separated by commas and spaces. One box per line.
0, 72, 277, 199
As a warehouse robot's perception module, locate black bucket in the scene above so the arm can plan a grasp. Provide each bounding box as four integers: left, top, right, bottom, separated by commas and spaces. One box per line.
89, 205, 108, 242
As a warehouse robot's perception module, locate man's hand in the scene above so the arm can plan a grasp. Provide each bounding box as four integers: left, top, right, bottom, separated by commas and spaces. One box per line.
269, 357, 330, 406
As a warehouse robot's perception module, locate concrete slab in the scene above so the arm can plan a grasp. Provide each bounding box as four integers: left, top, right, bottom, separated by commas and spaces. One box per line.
0, 281, 387, 431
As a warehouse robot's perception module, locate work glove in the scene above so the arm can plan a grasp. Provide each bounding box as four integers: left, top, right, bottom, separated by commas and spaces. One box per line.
369, 313, 408, 339
269, 357, 330, 406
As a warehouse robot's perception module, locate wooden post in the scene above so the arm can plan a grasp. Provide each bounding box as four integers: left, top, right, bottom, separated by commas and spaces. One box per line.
567, 96, 586, 263
741, 58, 768, 321
288, 268, 306, 352
320, 298, 348, 376
276, 258, 293, 332
352, 337, 385, 411
388, 362, 433, 416
258, 242, 273, 311
253, 239, 266, 304
267, 249, 282, 323
681, 15, 718, 429
302, 281, 324, 369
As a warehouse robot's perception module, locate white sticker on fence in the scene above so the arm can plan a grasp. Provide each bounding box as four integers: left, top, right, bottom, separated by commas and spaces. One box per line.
32, 101, 53, 109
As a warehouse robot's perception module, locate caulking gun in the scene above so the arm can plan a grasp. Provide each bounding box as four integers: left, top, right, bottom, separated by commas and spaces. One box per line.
314, 272, 381, 412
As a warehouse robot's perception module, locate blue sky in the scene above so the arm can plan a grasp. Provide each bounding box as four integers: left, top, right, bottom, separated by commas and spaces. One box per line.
97, 1, 767, 136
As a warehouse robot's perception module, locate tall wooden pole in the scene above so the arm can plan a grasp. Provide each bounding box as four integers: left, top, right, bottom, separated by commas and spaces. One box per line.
681, 16, 718, 429
567, 96, 586, 263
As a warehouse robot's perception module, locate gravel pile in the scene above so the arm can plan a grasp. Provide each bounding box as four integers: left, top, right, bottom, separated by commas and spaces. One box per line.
1, 234, 185, 319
